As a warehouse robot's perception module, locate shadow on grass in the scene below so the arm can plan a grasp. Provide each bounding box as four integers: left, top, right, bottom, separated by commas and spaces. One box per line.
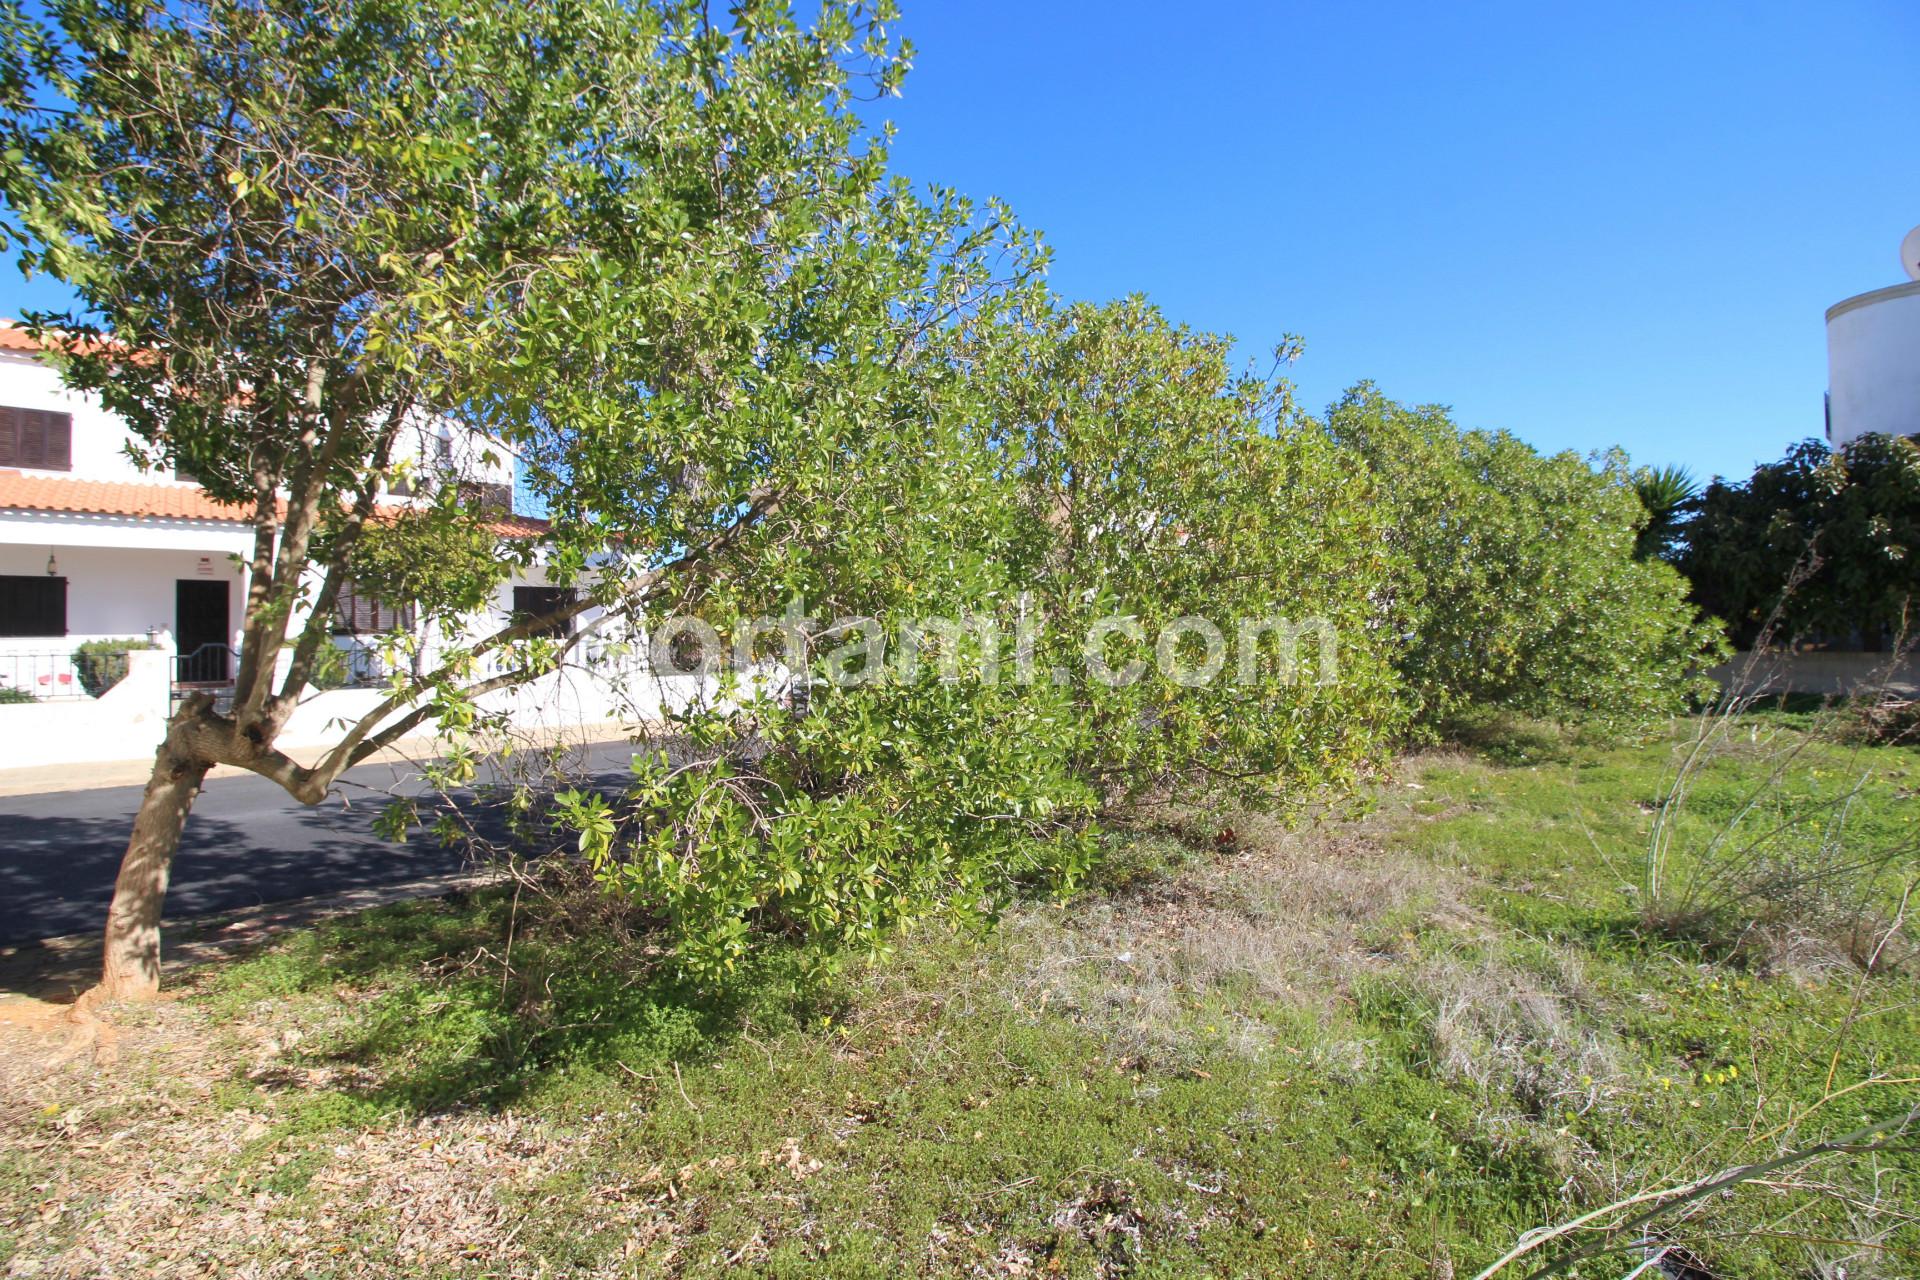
208, 820, 1258, 1117
1490, 890, 1784, 970
1436, 709, 1581, 767
204, 879, 834, 1114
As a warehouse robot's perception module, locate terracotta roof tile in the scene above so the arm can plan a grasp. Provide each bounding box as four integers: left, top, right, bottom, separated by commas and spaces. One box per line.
0, 468, 253, 522
0, 324, 42, 353
0, 469, 549, 537
0, 322, 549, 536
0, 320, 128, 359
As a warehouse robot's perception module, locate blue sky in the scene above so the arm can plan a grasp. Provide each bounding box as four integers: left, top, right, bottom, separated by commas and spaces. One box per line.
4, 1, 1914, 483
868, 0, 1920, 481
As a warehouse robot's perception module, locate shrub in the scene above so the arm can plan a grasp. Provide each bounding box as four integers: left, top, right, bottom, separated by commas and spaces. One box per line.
0, 685, 35, 704
1325, 383, 1727, 736
305, 641, 351, 691
1840, 695, 1920, 748
1683, 433, 1920, 648
70, 637, 159, 698
977, 300, 1405, 816
1644, 693, 1917, 971
558, 299, 1406, 979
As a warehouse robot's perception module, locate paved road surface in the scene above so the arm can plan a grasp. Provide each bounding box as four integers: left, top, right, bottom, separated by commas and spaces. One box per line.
0, 741, 640, 946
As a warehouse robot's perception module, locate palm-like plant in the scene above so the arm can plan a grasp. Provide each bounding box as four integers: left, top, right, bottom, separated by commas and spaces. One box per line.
1634, 464, 1701, 561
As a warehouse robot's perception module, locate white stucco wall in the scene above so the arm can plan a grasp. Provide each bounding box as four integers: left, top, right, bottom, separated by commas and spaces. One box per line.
0, 348, 201, 482
0, 648, 174, 765
0, 654, 711, 770
0, 539, 245, 648
1710, 649, 1919, 697
0, 346, 520, 491
1826, 281, 1920, 449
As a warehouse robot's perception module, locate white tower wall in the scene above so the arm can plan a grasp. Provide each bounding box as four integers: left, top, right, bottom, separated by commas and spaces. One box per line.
1826, 281, 1920, 449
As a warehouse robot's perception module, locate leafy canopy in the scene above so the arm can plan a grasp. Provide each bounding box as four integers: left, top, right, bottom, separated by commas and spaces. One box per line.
1683, 434, 1919, 648
1326, 383, 1725, 733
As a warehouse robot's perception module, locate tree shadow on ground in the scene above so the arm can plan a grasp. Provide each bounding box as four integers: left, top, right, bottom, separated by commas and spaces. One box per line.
217, 876, 833, 1114
0, 811, 262, 945
1436, 711, 1582, 767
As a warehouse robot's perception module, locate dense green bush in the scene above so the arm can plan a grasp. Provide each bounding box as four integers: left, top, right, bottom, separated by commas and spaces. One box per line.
559, 300, 1406, 979
978, 299, 1404, 814
1325, 383, 1726, 735
71, 637, 159, 698
1683, 433, 1919, 648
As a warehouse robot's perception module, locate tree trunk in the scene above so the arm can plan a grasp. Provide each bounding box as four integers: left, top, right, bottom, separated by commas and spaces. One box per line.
96, 734, 211, 1000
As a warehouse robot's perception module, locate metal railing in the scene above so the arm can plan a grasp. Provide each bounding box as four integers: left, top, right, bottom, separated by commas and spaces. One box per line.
171, 643, 237, 712
174, 642, 234, 686
340, 644, 400, 688
0, 650, 87, 701
0, 646, 156, 702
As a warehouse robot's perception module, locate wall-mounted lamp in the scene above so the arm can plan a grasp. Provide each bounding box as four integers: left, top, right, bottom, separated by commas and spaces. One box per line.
45, 552, 58, 577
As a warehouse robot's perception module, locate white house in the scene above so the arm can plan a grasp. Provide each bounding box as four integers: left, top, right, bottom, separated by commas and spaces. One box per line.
0, 323, 695, 770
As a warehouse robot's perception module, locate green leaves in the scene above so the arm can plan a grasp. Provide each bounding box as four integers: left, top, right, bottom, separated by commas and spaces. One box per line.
555, 297, 1407, 978
1683, 434, 1920, 647
1327, 384, 1726, 734
3, 0, 1742, 988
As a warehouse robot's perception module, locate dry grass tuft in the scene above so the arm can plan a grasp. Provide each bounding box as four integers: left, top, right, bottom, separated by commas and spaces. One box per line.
996, 820, 1487, 1070
1414, 954, 1619, 1118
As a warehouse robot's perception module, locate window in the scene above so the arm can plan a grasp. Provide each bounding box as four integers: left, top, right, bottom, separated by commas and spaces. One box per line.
512, 586, 575, 639
458, 480, 514, 515
0, 575, 66, 637
0, 407, 74, 471
332, 581, 415, 635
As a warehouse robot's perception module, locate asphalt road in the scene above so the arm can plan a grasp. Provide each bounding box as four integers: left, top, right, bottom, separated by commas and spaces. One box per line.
0, 741, 641, 946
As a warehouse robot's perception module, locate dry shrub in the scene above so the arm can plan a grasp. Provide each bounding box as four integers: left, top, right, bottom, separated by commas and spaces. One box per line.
1644, 676, 1918, 974
1836, 695, 1920, 748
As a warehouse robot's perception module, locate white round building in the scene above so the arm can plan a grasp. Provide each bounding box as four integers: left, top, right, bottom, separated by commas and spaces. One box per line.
1825, 226, 1920, 449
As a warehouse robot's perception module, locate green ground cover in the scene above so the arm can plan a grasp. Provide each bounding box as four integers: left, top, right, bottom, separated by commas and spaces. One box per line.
3, 717, 1915, 1277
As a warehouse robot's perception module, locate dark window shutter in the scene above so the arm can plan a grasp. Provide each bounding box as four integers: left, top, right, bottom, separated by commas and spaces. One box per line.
0, 575, 66, 637
0, 407, 73, 470
19, 412, 44, 466
333, 580, 414, 635
458, 480, 514, 515
41, 412, 71, 470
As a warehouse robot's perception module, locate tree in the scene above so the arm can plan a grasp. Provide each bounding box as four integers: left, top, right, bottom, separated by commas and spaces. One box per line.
1325, 384, 1725, 733
0, 0, 1012, 996
1633, 464, 1700, 562
975, 298, 1404, 813
1683, 435, 1918, 648
559, 298, 1409, 977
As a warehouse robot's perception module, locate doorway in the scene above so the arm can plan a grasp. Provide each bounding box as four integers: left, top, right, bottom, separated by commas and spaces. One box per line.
175, 579, 231, 682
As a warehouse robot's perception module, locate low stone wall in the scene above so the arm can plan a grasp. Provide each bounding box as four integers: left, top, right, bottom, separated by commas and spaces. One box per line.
1708, 650, 1919, 698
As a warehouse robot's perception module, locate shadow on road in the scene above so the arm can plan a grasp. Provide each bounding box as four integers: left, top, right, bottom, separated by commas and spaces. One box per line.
0, 741, 642, 948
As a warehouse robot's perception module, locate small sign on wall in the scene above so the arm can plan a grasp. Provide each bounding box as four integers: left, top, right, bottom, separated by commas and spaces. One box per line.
196, 555, 214, 577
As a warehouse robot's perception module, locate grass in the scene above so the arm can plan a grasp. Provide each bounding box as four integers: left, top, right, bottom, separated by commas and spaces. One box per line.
2, 717, 1916, 1277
